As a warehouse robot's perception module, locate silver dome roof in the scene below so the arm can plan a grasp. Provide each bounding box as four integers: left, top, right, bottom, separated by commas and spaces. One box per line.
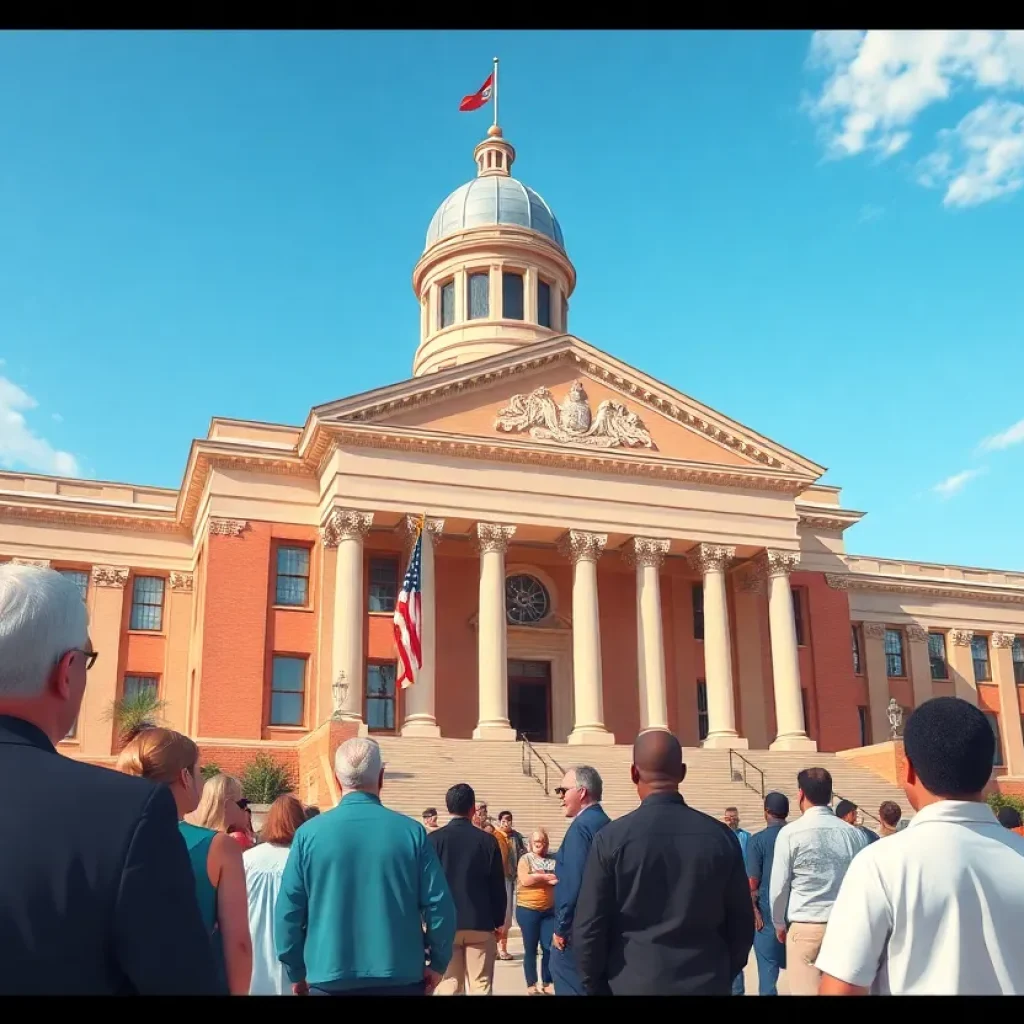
425, 176, 565, 251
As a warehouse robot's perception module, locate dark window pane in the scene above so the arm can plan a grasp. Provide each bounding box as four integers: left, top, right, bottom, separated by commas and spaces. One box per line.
277, 547, 309, 577
537, 279, 551, 328
852, 626, 862, 675
972, 636, 991, 681
367, 663, 397, 732
130, 576, 165, 631
696, 680, 709, 741
692, 583, 704, 641
1013, 638, 1024, 684
272, 656, 306, 692
985, 712, 1003, 766
561, 296, 568, 330
276, 546, 310, 606
928, 632, 949, 680
270, 692, 303, 727
440, 280, 455, 328
858, 706, 869, 746
884, 628, 905, 677
59, 569, 89, 601
792, 588, 805, 646
124, 675, 158, 701
468, 272, 489, 319
502, 272, 524, 320
369, 558, 399, 613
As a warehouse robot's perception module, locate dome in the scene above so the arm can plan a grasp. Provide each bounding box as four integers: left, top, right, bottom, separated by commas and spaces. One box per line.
425, 176, 565, 252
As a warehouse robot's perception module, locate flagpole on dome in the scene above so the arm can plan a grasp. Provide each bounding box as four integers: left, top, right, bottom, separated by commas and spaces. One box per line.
492, 56, 499, 129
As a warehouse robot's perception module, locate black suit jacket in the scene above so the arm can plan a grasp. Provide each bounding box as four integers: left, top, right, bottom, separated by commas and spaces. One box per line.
428, 817, 507, 933
0, 716, 222, 994
573, 791, 754, 995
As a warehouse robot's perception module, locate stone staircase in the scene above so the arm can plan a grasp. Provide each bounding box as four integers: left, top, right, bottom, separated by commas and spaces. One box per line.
373, 737, 910, 845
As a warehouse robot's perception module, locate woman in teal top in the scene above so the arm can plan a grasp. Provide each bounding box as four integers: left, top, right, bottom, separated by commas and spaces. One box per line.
116, 726, 252, 995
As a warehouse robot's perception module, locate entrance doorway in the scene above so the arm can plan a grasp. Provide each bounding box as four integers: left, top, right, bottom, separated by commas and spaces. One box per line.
508, 659, 552, 742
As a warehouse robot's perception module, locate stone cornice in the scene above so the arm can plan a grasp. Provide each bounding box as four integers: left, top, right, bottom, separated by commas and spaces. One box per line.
306, 421, 815, 495
0, 499, 182, 535
827, 572, 1024, 606
796, 504, 865, 533
11, 557, 51, 568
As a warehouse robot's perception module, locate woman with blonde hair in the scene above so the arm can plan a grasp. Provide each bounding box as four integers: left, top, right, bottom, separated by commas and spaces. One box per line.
515, 829, 558, 995
117, 727, 252, 995
243, 793, 307, 994
188, 773, 254, 850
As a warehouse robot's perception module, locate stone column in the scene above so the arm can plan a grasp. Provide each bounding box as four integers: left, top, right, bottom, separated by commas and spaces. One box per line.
81, 566, 130, 758
905, 625, 934, 710
759, 550, 816, 752
473, 523, 517, 741
687, 544, 747, 749
625, 537, 671, 732
992, 633, 1024, 777
948, 629, 977, 704
862, 622, 892, 744
321, 509, 373, 735
559, 530, 614, 745
401, 516, 444, 737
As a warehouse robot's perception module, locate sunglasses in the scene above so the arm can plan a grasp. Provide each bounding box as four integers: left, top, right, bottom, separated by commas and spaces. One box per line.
554, 786, 579, 798
236, 799, 250, 810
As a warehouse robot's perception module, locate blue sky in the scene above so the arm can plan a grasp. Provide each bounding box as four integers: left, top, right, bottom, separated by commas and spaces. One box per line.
0, 30, 1022, 569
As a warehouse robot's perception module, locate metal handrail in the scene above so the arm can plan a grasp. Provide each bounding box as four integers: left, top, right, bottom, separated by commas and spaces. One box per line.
728, 749, 766, 800
520, 734, 549, 795
833, 792, 881, 826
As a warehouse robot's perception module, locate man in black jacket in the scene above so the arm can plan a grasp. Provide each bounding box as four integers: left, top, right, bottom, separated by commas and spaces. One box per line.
0, 565, 220, 995
574, 729, 754, 995
429, 782, 507, 995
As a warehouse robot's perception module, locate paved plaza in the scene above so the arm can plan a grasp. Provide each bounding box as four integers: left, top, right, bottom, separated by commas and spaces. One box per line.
489, 934, 788, 995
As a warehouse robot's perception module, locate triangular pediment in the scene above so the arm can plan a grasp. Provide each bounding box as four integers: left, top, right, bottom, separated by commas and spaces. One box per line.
312, 337, 824, 481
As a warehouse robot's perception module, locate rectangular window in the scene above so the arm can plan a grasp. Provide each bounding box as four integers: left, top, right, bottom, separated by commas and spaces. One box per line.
1013, 637, 1024, 684
467, 271, 489, 319
275, 546, 310, 607
858, 706, 870, 747
440, 279, 455, 328
367, 662, 397, 732
852, 625, 862, 675
502, 271, 524, 320
130, 576, 165, 631
124, 675, 159, 701
59, 569, 89, 601
884, 628, 905, 678
692, 583, 704, 641
792, 588, 805, 646
928, 632, 949, 680
368, 557, 399, 613
984, 712, 1003, 767
270, 656, 306, 726
537, 279, 552, 328
696, 680, 709, 741
972, 635, 991, 682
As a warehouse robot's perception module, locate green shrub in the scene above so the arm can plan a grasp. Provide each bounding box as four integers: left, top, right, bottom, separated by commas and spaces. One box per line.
200, 763, 221, 782
106, 689, 167, 740
240, 752, 293, 804
987, 792, 1024, 816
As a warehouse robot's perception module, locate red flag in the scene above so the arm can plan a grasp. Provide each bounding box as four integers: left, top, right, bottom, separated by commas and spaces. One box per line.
459, 74, 493, 112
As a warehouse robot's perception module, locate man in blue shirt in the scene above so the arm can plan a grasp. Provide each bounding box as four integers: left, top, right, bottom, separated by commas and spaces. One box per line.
744, 792, 790, 996
724, 807, 753, 995
550, 765, 610, 996
276, 737, 456, 995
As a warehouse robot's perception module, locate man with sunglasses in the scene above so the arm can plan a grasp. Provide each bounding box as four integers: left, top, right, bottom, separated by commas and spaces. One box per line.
549, 765, 609, 996
0, 565, 220, 995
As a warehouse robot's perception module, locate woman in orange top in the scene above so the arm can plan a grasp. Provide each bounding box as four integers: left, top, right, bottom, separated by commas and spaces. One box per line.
515, 830, 558, 995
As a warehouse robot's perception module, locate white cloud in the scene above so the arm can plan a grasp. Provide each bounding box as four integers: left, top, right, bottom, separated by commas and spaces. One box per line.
805, 30, 1024, 205
0, 376, 80, 476
932, 467, 986, 498
979, 417, 1024, 452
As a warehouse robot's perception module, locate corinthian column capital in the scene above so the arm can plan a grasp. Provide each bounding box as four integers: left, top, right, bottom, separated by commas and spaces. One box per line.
622, 537, 670, 570
91, 565, 130, 589
321, 509, 374, 548
558, 530, 608, 564
404, 515, 445, 546
992, 631, 1017, 649
686, 543, 735, 576
475, 522, 516, 555
949, 629, 974, 647
760, 549, 800, 578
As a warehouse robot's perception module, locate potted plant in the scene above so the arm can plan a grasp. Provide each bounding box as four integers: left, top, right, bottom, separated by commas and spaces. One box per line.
240, 753, 294, 831
106, 689, 168, 746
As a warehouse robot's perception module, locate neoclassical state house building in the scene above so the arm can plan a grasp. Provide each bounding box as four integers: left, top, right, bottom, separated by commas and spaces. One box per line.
4, 125, 1024, 786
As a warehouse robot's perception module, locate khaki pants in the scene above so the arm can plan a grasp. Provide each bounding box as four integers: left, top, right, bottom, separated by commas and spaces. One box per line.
786, 922, 828, 995
433, 929, 497, 995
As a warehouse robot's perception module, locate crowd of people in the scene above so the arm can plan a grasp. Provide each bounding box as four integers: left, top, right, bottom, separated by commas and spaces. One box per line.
4, 563, 1024, 996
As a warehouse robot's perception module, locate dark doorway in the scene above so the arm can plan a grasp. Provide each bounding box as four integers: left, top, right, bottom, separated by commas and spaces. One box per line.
508, 659, 552, 742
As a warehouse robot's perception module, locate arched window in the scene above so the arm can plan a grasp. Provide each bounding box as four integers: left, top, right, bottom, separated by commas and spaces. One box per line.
505, 574, 550, 625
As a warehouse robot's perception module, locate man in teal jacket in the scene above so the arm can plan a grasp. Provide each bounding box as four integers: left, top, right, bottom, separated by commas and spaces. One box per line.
275, 737, 456, 995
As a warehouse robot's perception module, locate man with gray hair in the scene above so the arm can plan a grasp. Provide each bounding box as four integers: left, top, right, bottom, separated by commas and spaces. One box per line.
549, 764, 610, 996
0, 564, 220, 995
276, 736, 456, 996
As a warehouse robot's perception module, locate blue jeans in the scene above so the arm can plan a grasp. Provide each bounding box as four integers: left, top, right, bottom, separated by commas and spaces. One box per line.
516, 905, 555, 988
732, 972, 745, 995
549, 943, 585, 995
753, 922, 786, 996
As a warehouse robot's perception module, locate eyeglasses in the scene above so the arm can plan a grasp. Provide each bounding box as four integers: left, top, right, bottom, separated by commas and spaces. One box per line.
70, 649, 99, 670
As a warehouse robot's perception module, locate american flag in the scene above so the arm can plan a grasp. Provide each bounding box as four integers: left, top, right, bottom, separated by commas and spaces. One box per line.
393, 525, 423, 689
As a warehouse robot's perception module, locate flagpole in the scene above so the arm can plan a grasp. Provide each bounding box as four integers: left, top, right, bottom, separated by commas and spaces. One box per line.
492, 56, 499, 128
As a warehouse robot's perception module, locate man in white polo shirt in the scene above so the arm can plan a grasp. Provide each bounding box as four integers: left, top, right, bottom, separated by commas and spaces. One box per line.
818, 697, 1024, 995
768, 766, 869, 996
